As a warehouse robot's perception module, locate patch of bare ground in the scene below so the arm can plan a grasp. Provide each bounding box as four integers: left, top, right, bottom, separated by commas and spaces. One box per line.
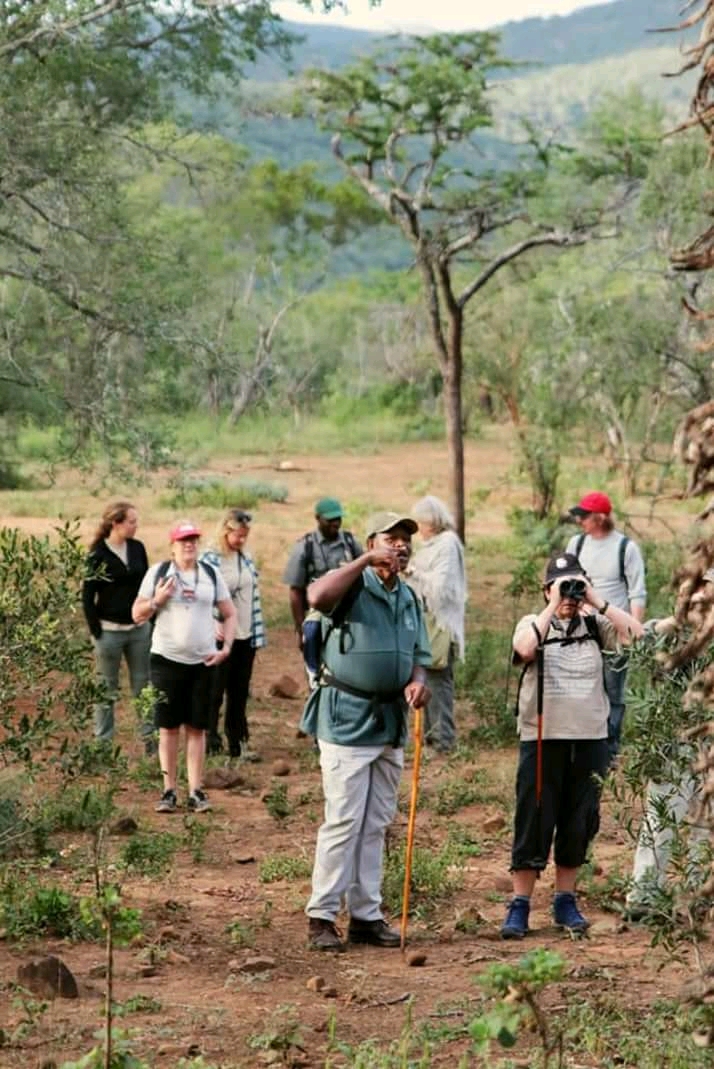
0, 434, 703, 1066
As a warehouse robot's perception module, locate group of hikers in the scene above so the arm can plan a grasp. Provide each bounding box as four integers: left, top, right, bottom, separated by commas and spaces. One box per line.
81, 488, 701, 950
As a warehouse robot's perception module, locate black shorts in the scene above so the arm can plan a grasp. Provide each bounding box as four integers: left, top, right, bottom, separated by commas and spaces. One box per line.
510, 739, 609, 871
150, 654, 213, 731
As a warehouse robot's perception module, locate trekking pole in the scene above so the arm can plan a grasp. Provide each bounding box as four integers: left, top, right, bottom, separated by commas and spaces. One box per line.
535, 637, 544, 807
532, 630, 550, 869
400, 703, 423, 953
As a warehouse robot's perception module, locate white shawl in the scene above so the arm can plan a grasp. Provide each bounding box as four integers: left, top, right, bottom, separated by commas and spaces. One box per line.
410, 529, 467, 659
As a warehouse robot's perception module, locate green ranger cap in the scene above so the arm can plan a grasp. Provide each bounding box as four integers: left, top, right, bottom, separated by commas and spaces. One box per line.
315, 497, 343, 520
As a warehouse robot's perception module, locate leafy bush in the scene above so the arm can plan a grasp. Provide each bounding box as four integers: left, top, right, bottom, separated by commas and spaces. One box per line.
382, 840, 464, 917
0, 878, 98, 941
160, 474, 288, 510
457, 628, 516, 748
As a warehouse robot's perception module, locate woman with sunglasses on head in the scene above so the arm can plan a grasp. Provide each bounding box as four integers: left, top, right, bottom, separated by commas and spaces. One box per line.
201, 508, 266, 760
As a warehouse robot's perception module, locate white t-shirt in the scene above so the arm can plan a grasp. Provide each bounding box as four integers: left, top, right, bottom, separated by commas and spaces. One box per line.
138, 562, 229, 666
219, 552, 254, 641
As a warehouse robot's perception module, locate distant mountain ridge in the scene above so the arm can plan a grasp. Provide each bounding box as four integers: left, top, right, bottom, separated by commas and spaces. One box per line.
253, 0, 695, 80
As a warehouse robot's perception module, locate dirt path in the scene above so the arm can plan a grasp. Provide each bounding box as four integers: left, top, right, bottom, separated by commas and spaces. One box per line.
0, 435, 701, 1066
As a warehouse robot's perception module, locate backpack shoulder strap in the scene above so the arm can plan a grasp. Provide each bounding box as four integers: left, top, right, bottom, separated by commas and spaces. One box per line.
584, 613, 603, 648
153, 560, 171, 595
344, 531, 359, 560
199, 559, 218, 597
303, 532, 315, 582
618, 535, 630, 585
325, 575, 365, 655
574, 533, 586, 560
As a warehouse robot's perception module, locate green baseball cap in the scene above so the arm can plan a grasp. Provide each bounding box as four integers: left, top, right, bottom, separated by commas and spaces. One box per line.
315, 496, 343, 520
366, 511, 418, 539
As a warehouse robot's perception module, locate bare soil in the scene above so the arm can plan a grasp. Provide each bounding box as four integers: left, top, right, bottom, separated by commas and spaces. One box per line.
0, 433, 699, 1067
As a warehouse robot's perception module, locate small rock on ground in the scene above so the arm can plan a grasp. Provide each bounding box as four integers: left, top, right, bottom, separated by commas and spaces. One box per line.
17, 956, 79, 1000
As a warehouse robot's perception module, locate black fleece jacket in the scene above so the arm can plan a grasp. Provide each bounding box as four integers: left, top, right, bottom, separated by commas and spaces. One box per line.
82, 538, 149, 639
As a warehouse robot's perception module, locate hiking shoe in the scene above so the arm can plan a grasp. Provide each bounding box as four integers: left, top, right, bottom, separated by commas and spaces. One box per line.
553, 893, 589, 933
348, 918, 401, 947
187, 789, 212, 813
308, 918, 346, 952
501, 897, 530, 940
155, 789, 177, 814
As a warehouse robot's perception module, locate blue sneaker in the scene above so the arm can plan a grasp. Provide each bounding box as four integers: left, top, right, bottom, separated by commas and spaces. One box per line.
501, 897, 530, 940
553, 892, 589, 933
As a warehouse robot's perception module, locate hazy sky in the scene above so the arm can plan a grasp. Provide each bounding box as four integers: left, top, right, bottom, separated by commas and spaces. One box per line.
275, 0, 614, 33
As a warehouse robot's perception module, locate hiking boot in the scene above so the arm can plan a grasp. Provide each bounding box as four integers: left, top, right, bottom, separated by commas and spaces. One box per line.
348, 918, 401, 947
187, 789, 212, 813
155, 789, 177, 814
501, 897, 530, 940
553, 892, 589, 933
308, 918, 346, 952
206, 735, 224, 756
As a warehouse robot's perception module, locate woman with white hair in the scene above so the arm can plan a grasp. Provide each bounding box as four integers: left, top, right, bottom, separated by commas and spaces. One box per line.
409, 495, 467, 752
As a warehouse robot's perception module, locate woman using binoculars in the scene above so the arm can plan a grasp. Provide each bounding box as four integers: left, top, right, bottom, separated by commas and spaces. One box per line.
501, 552, 644, 940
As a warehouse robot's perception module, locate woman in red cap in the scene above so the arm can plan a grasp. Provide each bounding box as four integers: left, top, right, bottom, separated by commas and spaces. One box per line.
132, 520, 236, 813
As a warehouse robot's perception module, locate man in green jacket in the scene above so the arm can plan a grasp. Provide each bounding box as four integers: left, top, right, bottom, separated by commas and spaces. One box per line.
300, 512, 431, 952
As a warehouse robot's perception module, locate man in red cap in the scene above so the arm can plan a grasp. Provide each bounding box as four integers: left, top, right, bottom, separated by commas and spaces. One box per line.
565, 492, 646, 764
132, 520, 236, 813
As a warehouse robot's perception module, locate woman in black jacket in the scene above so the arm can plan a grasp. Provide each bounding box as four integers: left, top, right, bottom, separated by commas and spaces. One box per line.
82, 500, 153, 750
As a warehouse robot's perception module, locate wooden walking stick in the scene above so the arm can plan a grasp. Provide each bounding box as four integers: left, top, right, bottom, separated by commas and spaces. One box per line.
400, 703, 424, 952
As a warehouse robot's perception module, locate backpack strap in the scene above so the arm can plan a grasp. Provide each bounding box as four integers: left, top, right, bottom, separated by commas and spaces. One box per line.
302, 532, 316, 584
152, 560, 171, 594
618, 535, 629, 585
575, 531, 629, 586
153, 559, 218, 602
344, 531, 359, 561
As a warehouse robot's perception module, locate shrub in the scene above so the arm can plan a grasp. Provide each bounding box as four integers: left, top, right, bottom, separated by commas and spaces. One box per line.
160, 474, 288, 510
382, 840, 464, 917
120, 832, 180, 877
259, 854, 312, 883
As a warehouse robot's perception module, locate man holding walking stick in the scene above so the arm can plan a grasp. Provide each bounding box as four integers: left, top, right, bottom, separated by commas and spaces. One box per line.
299, 512, 431, 953
501, 553, 642, 940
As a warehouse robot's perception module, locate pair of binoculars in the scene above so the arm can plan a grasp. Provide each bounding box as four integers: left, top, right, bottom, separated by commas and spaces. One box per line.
559, 578, 586, 600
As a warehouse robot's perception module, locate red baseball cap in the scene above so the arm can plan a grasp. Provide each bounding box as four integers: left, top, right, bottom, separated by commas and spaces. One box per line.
169, 520, 202, 542
569, 492, 612, 518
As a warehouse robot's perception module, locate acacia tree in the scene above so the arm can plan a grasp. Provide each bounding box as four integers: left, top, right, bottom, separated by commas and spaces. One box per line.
303, 34, 656, 537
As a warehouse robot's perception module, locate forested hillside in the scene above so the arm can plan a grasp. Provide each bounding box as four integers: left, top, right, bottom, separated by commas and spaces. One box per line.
0, 0, 710, 520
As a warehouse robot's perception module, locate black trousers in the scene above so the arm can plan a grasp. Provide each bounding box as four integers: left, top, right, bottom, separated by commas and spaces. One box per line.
208, 639, 256, 756
510, 739, 609, 871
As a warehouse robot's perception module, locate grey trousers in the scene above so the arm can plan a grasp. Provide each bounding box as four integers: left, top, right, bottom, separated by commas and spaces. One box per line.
307, 740, 404, 922
627, 775, 708, 906
92, 624, 152, 741
423, 645, 456, 752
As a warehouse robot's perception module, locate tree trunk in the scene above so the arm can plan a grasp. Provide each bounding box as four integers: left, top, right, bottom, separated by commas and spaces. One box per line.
443, 316, 465, 542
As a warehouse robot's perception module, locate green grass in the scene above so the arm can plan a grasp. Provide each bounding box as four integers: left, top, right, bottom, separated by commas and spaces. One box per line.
258, 853, 312, 883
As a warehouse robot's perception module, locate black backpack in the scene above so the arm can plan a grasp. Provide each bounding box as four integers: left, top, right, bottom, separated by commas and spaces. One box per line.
303, 530, 360, 585
574, 532, 630, 585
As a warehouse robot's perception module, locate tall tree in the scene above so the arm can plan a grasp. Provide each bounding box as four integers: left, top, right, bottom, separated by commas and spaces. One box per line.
303, 34, 655, 537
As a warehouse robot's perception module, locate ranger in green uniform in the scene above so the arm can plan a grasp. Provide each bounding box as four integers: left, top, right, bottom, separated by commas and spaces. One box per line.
301, 512, 431, 952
